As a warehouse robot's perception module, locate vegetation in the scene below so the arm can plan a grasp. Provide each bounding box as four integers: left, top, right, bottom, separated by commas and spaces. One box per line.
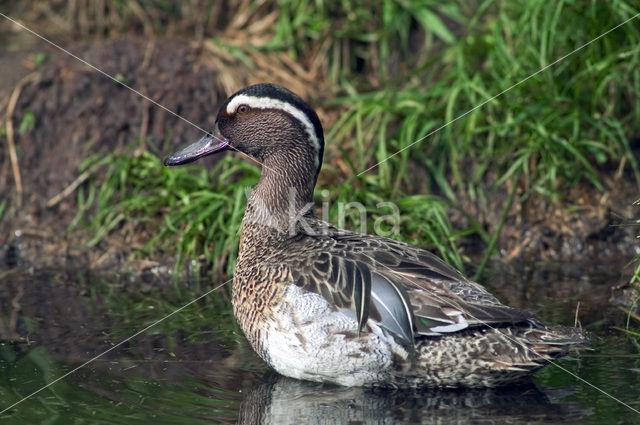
56, 0, 638, 276
73, 147, 255, 278
41, 0, 639, 348
74, 141, 465, 275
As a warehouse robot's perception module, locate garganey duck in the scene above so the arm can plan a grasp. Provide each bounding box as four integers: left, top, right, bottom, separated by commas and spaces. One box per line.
164, 83, 586, 388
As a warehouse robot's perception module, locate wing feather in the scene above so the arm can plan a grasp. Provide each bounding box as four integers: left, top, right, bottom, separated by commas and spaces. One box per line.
370, 272, 414, 343
353, 260, 370, 332
286, 224, 536, 344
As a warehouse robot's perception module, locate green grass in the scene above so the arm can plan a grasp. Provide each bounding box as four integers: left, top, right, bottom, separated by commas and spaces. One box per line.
318, 180, 466, 271
320, 0, 640, 273
72, 144, 258, 278
267, 0, 464, 82
73, 140, 464, 276
324, 1, 640, 198
29, 0, 638, 279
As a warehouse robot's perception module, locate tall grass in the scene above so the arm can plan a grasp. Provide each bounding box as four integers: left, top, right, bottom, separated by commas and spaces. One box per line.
327, 1, 640, 201
268, 0, 464, 82
43, 0, 639, 277
319, 0, 640, 273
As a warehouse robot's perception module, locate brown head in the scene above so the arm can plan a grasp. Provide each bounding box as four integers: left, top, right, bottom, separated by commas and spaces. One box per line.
164, 84, 326, 230
165, 84, 324, 187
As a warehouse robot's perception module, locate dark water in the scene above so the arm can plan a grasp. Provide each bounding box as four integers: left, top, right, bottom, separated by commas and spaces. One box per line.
0, 266, 639, 424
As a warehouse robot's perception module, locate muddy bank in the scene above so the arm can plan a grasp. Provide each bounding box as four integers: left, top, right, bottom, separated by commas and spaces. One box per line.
1, 37, 227, 276
1, 38, 225, 217
0, 37, 638, 283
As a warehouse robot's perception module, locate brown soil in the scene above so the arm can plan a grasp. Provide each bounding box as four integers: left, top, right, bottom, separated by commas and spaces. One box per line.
3, 38, 224, 215
0, 37, 228, 273
456, 174, 638, 264
0, 37, 638, 288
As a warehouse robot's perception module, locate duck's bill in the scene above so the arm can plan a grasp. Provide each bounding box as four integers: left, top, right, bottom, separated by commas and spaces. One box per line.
164, 127, 229, 166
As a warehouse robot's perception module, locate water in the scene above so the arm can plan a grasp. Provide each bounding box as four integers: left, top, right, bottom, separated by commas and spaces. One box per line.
0, 266, 639, 424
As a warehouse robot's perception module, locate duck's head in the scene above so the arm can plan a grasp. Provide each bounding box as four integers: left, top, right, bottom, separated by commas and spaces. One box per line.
164, 83, 325, 185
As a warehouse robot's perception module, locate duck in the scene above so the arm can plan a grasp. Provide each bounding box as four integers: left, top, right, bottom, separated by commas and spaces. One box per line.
164, 83, 586, 388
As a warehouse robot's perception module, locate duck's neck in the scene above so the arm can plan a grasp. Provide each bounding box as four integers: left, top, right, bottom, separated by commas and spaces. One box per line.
243, 153, 318, 234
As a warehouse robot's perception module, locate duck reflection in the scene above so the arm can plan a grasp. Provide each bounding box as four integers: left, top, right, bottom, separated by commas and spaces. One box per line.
237, 373, 589, 425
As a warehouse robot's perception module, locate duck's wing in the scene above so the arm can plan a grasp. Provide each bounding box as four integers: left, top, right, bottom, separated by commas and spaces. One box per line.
286, 231, 533, 345
349, 234, 535, 336
287, 251, 415, 344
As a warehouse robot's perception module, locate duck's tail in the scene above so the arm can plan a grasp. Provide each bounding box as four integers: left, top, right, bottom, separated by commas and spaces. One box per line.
406, 323, 588, 387
520, 323, 589, 360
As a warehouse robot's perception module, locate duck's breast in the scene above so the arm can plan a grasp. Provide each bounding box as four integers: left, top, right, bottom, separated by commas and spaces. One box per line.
260, 284, 409, 386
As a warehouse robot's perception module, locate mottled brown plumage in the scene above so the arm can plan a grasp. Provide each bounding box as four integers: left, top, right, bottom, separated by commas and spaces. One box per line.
165, 83, 587, 387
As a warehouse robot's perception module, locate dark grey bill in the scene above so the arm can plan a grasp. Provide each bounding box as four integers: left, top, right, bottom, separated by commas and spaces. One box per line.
164, 126, 229, 166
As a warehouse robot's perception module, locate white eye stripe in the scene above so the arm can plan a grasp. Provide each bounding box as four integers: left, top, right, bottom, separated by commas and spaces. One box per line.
226, 94, 321, 155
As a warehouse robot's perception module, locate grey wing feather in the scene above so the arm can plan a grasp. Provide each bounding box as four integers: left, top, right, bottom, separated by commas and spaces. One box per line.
370, 272, 414, 343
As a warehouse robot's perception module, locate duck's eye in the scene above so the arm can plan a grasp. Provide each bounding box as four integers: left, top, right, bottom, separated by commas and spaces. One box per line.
237, 104, 249, 113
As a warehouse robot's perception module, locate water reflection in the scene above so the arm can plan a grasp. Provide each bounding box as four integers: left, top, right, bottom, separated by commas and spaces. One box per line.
237, 373, 589, 425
